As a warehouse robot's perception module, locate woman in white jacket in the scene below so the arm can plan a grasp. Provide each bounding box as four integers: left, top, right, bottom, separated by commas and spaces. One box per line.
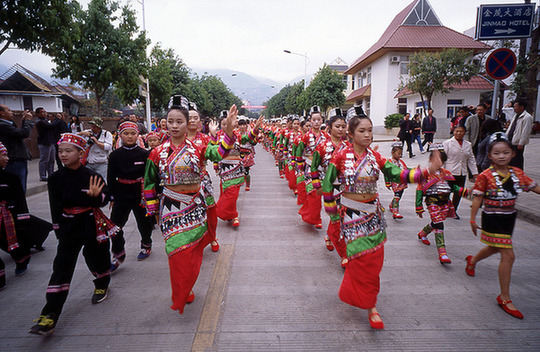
442, 125, 478, 219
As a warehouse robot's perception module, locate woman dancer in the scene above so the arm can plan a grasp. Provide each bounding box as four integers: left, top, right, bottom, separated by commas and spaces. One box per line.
384, 142, 408, 219
144, 97, 238, 314
296, 106, 329, 229
238, 118, 256, 192
310, 109, 347, 258
283, 116, 301, 194
215, 114, 263, 227
322, 107, 435, 329
187, 106, 220, 252
294, 119, 311, 206
467, 132, 539, 319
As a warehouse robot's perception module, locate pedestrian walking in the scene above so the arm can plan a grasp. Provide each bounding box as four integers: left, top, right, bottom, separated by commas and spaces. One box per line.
507, 99, 533, 170
29, 133, 118, 336
410, 113, 425, 154
467, 132, 540, 319
421, 109, 437, 146
143, 97, 238, 314
108, 122, 154, 272
0, 106, 34, 193
35, 108, 56, 181
397, 113, 414, 157
79, 117, 113, 178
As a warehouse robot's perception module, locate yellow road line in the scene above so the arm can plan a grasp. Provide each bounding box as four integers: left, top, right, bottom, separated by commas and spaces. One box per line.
191, 244, 234, 352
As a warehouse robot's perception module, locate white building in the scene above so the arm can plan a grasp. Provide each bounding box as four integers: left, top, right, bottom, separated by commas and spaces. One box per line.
344, 0, 492, 135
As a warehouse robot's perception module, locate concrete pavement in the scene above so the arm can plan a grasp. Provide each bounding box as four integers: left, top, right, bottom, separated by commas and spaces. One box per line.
2, 140, 540, 351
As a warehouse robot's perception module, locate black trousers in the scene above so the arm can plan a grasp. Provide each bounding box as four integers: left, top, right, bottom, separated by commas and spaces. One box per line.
110, 199, 153, 258
422, 133, 434, 146
509, 145, 525, 170
400, 134, 413, 157
448, 175, 467, 211
0, 228, 31, 286
41, 213, 111, 319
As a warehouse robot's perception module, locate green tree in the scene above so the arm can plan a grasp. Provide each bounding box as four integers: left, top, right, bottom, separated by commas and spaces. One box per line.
52, 0, 148, 116
285, 81, 304, 115
401, 48, 478, 114
298, 65, 346, 114
194, 74, 242, 118
0, 0, 79, 57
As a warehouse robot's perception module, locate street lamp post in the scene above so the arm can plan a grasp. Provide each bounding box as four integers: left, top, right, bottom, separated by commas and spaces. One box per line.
283, 50, 309, 90
138, 0, 152, 131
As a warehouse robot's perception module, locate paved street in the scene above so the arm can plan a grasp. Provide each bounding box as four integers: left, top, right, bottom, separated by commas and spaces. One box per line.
1, 141, 540, 352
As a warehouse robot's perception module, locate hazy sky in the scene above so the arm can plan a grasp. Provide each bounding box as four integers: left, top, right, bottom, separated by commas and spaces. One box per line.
0, 0, 537, 84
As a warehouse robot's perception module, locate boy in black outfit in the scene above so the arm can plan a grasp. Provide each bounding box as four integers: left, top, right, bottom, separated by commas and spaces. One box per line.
30, 133, 118, 336
108, 121, 153, 272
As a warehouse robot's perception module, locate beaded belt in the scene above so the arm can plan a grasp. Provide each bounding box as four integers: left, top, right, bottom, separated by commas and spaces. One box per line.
340, 196, 377, 213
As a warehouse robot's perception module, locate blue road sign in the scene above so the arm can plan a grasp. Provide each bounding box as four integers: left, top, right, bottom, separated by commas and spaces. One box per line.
476, 3, 536, 40
486, 48, 517, 80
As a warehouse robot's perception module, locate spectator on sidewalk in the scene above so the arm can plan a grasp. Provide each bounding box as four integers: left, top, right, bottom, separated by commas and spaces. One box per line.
35, 108, 56, 181
443, 125, 478, 218
465, 103, 491, 156
421, 109, 437, 146
51, 113, 68, 168
397, 113, 414, 158
68, 116, 84, 133
0, 105, 34, 192
507, 99, 533, 170
410, 113, 425, 154
79, 117, 113, 178
476, 119, 503, 173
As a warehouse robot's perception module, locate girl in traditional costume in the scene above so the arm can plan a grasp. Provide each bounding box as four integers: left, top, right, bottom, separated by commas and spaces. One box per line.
294, 119, 311, 206
322, 107, 436, 329
384, 142, 408, 219
467, 132, 539, 319
143, 97, 238, 314
415, 143, 469, 264
296, 106, 330, 229
310, 109, 348, 260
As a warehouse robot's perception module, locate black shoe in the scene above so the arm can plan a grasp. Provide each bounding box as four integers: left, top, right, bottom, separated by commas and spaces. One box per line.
15, 264, 28, 277
454, 214, 461, 220
92, 287, 109, 304
29, 314, 56, 336
39, 178, 48, 182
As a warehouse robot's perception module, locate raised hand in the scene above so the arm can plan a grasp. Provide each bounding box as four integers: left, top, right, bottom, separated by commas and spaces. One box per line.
225, 104, 238, 138
87, 175, 105, 198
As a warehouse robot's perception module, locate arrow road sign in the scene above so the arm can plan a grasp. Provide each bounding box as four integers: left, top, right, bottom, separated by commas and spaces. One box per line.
476, 3, 536, 40
486, 48, 517, 80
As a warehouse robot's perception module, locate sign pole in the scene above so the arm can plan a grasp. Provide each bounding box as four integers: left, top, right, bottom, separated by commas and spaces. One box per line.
492, 79, 500, 118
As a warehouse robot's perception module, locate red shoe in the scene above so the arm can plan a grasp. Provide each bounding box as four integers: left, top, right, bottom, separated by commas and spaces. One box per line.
324, 237, 334, 251
465, 255, 475, 276
418, 232, 430, 245
211, 240, 220, 252
392, 213, 403, 219
340, 257, 348, 269
497, 295, 524, 319
187, 291, 195, 304
232, 218, 240, 227
315, 223, 322, 229
368, 312, 385, 329
294, 189, 298, 195
245, 186, 250, 191
439, 253, 452, 264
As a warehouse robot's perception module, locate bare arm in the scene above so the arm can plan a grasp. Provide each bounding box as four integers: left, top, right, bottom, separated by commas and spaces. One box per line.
470, 195, 483, 236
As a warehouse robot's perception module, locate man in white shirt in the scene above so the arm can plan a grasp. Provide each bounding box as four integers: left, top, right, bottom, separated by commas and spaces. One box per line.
79, 117, 113, 178
443, 125, 478, 219
507, 99, 533, 170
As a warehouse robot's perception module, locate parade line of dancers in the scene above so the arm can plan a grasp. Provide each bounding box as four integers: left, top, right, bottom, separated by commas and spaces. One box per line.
0, 96, 538, 336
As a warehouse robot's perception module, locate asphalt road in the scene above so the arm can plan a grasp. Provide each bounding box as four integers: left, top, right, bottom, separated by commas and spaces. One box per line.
2, 143, 539, 352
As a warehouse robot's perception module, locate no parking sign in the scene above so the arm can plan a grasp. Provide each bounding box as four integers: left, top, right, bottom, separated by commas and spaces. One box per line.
486, 48, 517, 80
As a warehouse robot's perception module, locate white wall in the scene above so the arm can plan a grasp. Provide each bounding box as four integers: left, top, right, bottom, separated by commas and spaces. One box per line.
0, 95, 24, 111
32, 96, 62, 113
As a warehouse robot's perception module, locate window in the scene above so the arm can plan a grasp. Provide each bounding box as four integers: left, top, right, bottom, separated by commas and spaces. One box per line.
365, 98, 371, 117
351, 75, 355, 90
366, 67, 371, 85
358, 74, 363, 88
342, 74, 347, 87
415, 101, 428, 116
447, 99, 463, 119
23, 96, 33, 111
397, 98, 407, 115
400, 62, 409, 75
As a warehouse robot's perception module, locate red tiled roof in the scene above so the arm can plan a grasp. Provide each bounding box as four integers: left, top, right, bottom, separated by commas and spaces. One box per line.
345, 1, 491, 74
394, 75, 502, 98
346, 84, 371, 102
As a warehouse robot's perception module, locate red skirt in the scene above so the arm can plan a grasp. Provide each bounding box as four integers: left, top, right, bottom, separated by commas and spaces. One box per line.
216, 184, 240, 220
207, 204, 217, 241
299, 190, 322, 225
297, 181, 307, 205
339, 246, 384, 309
327, 220, 347, 258
168, 240, 206, 314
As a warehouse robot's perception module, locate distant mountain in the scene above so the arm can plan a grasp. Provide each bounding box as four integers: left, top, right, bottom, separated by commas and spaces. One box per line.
192, 67, 286, 106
